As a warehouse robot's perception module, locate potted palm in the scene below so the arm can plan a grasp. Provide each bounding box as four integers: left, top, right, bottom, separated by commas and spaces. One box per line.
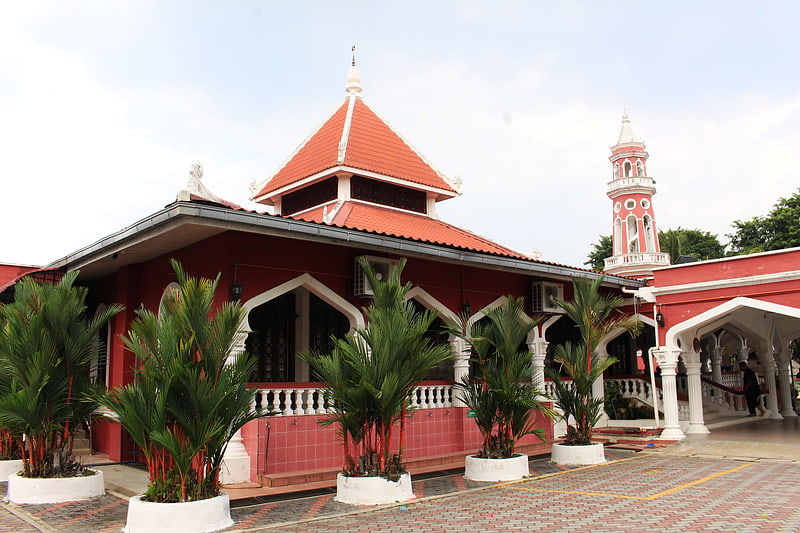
0, 371, 24, 481
100, 260, 262, 533
301, 257, 451, 505
0, 272, 122, 503
547, 275, 639, 465
454, 297, 554, 481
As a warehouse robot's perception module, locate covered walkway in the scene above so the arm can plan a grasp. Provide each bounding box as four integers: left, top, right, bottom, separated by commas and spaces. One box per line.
654, 415, 800, 461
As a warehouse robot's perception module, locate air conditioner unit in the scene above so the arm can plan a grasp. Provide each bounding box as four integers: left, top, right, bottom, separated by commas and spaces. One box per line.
354, 256, 398, 297
531, 281, 565, 314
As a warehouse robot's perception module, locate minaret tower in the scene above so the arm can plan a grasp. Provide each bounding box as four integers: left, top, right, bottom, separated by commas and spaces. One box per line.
604, 113, 670, 278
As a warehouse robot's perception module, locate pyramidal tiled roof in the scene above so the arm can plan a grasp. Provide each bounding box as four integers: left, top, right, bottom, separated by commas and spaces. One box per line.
291, 200, 529, 260
252, 91, 458, 202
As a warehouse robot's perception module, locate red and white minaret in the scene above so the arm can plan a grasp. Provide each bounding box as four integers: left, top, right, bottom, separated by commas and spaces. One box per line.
604, 113, 669, 278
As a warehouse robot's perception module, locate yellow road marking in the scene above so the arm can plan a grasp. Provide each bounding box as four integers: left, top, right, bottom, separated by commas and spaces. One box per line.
504, 460, 755, 501
646, 462, 754, 500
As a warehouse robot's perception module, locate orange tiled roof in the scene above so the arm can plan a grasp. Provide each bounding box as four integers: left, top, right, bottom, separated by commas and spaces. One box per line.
253, 97, 457, 200
291, 201, 528, 259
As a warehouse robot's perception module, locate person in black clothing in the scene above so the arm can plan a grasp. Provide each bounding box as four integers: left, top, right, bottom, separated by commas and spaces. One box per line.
739, 361, 765, 416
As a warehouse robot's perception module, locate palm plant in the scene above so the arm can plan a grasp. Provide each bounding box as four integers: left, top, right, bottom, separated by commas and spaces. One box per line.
546, 275, 640, 445
301, 257, 452, 479
0, 369, 23, 461
454, 297, 554, 458
100, 260, 261, 502
0, 272, 122, 477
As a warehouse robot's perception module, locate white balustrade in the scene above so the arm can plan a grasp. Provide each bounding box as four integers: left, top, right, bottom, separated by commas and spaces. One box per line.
720, 372, 741, 389
252, 383, 453, 416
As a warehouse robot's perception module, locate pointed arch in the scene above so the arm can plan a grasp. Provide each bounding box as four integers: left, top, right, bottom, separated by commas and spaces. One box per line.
663, 297, 800, 355
242, 273, 363, 333
626, 215, 639, 253
643, 214, 656, 252
404, 287, 459, 325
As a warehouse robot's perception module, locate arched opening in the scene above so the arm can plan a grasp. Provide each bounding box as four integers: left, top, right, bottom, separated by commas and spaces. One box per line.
636, 160, 644, 177
643, 215, 656, 252
624, 161, 633, 177
613, 218, 622, 256
544, 315, 581, 375
246, 293, 296, 382
606, 326, 655, 376
613, 163, 620, 178
243, 275, 358, 383
407, 300, 452, 381
627, 215, 639, 253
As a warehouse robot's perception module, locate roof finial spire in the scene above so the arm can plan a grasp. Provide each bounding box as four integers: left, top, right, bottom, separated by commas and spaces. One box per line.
345, 45, 362, 95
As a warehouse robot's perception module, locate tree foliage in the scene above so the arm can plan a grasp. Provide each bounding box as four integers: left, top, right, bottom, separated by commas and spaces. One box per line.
547, 276, 640, 446
585, 228, 724, 269
584, 235, 612, 271
301, 257, 452, 479
659, 227, 725, 263
453, 297, 554, 458
100, 260, 261, 502
728, 189, 800, 255
0, 272, 122, 477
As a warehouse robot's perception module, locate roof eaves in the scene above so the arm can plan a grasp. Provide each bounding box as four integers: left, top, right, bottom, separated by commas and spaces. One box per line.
50, 202, 642, 289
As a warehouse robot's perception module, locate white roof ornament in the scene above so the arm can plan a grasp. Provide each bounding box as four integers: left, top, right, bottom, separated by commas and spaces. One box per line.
176, 161, 227, 204
345, 45, 362, 95
616, 112, 641, 144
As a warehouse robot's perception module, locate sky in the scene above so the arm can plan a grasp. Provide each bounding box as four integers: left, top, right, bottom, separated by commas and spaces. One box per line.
2, 1, 800, 268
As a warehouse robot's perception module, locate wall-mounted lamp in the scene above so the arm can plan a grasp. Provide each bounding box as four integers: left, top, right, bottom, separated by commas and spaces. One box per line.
655, 312, 665, 328
231, 281, 243, 302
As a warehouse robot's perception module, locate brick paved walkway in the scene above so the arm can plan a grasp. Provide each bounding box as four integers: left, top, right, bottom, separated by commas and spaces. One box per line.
2, 450, 800, 532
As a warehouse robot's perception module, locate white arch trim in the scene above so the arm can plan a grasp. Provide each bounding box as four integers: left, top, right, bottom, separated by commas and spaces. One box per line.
405, 287, 459, 325
241, 273, 364, 333
663, 297, 800, 353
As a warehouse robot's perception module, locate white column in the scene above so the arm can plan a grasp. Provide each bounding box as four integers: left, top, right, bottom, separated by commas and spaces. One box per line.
683, 361, 709, 434
711, 346, 723, 383
762, 356, 783, 420
220, 331, 253, 485
656, 352, 685, 440
737, 345, 749, 363
528, 338, 548, 391
775, 351, 798, 417
593, 345, 609, 423
451, 336, 469, 408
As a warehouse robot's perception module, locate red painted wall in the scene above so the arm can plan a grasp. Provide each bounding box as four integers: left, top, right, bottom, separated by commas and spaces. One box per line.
241, 406, 554, 482
86, 229, 588, 463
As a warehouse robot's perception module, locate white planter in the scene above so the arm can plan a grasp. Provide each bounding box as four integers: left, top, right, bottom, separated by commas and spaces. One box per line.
550, 442, 606, 466
335, 472, 415, 505
463, 454, 529, 482
0, 459, 23, 482
123, 494, 233, 533
7, 469, 105, 504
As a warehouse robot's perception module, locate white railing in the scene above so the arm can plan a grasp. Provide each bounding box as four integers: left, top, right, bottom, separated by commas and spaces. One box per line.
700, 378, 748, 414
544, 377, 689, 422
252, 383, 454, 416
606, 176, 655, 195
604, 252, 670, 270
720, 372, 741, 389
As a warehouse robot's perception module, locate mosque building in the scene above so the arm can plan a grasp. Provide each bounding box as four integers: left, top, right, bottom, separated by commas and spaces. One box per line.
0, 60, 797, 486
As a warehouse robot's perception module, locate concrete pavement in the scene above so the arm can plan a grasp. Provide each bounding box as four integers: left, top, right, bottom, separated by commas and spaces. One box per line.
1, 416, 798, 532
